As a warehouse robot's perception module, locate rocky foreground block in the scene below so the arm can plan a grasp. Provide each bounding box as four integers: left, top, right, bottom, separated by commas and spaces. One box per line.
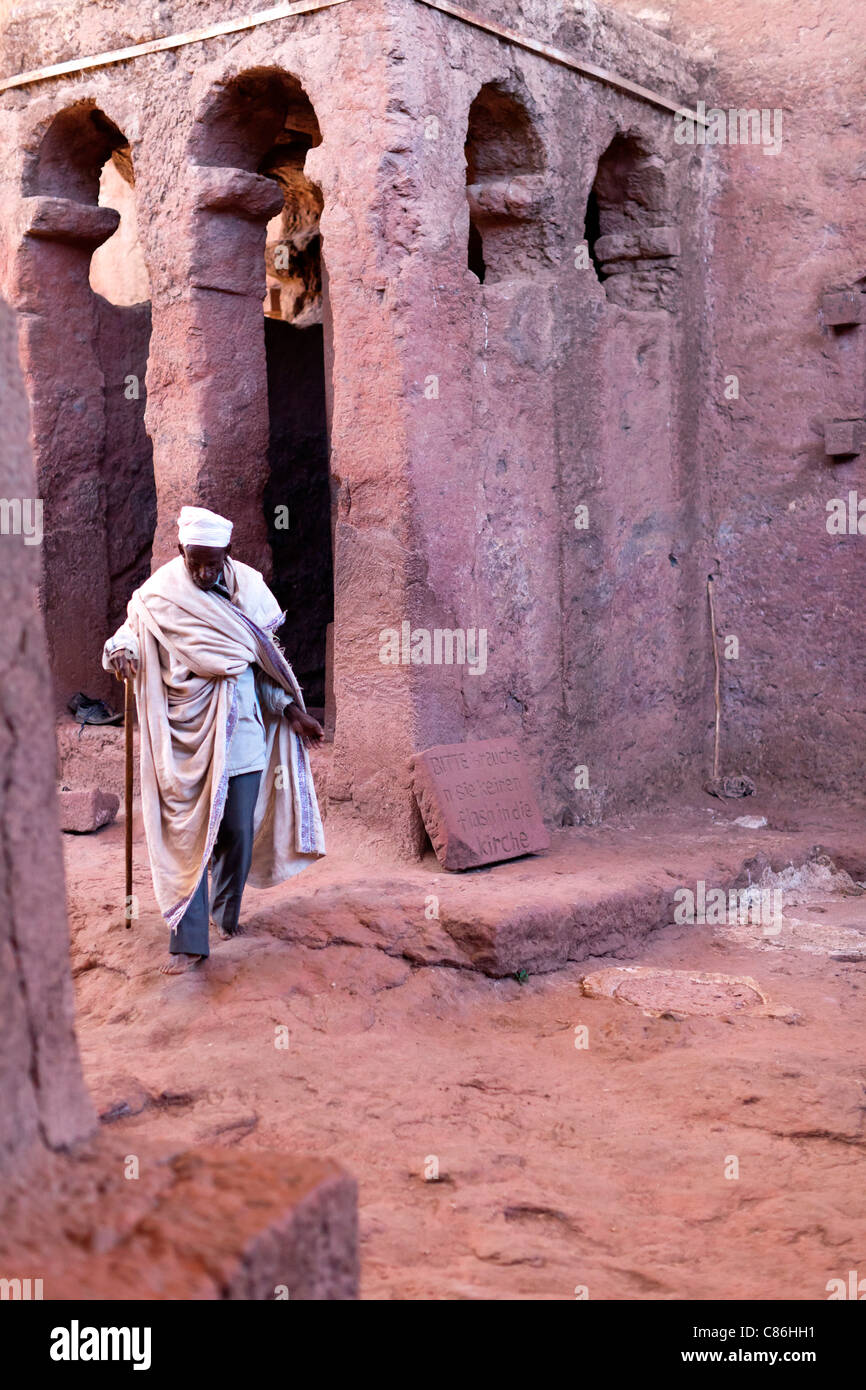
0, 1143, 358, 1300
57, 721, 139, 799
58, 788, 120, 834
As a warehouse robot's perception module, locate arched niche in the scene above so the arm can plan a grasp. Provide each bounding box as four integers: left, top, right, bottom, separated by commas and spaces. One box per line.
464, 82, 549, 285
584, 131, 680, 311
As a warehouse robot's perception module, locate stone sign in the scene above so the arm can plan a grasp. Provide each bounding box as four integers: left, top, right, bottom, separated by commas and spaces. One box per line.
410, 738, 550, 871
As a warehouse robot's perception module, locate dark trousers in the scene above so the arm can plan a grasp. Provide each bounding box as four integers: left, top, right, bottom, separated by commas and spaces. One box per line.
171, 771, 262, 957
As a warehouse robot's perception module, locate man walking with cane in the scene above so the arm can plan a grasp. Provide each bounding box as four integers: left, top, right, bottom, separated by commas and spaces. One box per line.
104, 506, 325, 975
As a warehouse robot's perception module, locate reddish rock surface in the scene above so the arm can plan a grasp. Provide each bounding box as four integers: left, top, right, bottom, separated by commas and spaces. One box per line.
0, 294, 96, 1163
58, 787, 120, 834
56, 718, 139, 798
3, 0, 866, 1303
613, 0, 866, 803
410, 737, 550, 870
0, 1142, 358, 1300
58, 792, 866, 1299
0, 0, 745, 851
4, 0, 864, 848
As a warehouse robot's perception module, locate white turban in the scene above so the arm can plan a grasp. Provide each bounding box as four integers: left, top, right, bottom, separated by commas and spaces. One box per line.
177, 505, 233, 549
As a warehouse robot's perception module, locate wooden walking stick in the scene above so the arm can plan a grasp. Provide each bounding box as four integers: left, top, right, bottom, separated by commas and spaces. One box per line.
707, 575, 722, 785
704, 574, 756, 799
123, 674, 134, 927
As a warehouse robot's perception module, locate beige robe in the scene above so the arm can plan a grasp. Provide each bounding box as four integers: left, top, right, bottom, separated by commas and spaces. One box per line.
115, 555, 325, 930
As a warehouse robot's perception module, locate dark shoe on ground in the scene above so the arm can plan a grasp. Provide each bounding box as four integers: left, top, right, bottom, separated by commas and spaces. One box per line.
68, 692, 123, 726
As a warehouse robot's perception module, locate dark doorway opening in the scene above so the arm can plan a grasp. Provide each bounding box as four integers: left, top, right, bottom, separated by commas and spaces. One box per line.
468, 217, 487, 282
255, 83, 332, 713
190, 69, 334, 715
263, 317, 332, 710
584, 185, 605, 281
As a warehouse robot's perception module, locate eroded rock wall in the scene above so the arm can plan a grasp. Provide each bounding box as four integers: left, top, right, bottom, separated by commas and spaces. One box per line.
0, 292, 96, 1166
11, 0, 849, 844
609, 0, 866, 801
385, 0, 708, 824
0, 0, 711, 845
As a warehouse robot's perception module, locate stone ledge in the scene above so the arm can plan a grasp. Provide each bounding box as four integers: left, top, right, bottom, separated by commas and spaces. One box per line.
466, 174, 549, 221
192, 167, 286, 222
245, 799, 866, 978
23, 196, 120, 247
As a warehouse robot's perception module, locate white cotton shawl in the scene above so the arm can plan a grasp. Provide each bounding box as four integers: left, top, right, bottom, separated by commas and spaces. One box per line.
126, 555, 325, 931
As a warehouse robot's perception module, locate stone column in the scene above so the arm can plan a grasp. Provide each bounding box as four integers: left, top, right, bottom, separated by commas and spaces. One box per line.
145, 169, 284, 573
10, 195, 118, 705
0, 293, 96, 1167
304, 90, 423, 855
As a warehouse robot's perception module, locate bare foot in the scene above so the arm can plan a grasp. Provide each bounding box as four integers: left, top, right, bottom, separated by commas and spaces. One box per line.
214, 923, 243, 941
159, 953, 203, 975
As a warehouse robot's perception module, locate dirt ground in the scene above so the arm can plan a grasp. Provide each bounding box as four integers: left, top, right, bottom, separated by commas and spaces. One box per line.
61, 793, 866, 1301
